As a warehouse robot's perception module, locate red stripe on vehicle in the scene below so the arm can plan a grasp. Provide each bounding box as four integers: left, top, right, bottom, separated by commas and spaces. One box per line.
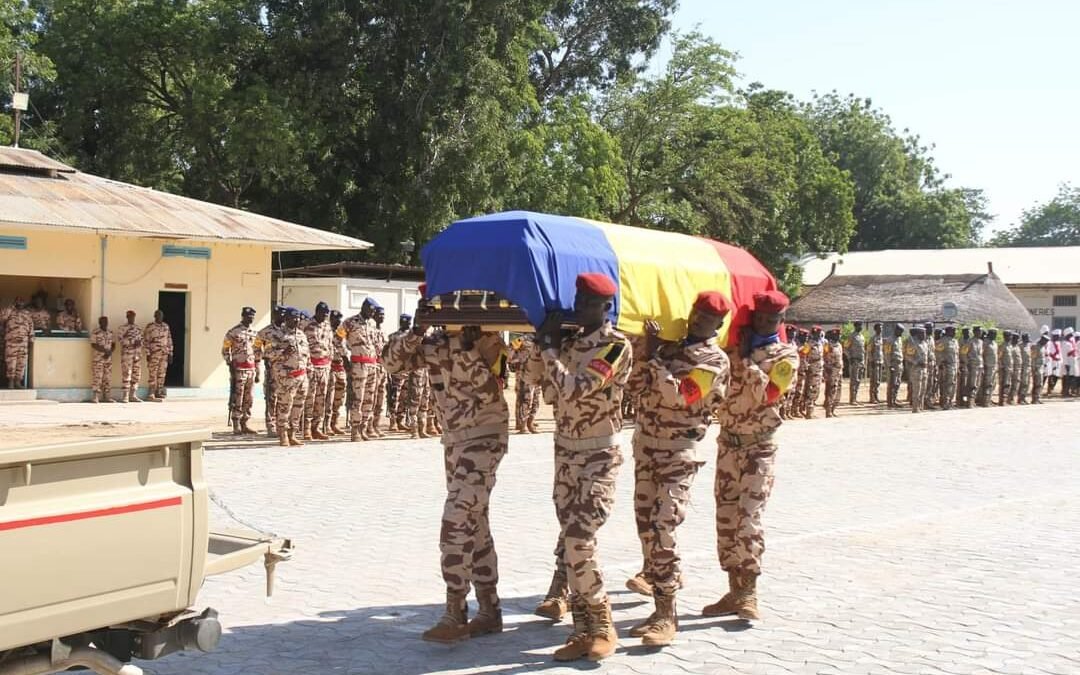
0, 496, 183, 532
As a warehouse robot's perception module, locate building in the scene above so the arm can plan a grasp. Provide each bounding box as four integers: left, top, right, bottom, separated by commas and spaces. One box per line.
0, 147, 370, 401
274, 262, 425, 326
799, 247, 1080, 332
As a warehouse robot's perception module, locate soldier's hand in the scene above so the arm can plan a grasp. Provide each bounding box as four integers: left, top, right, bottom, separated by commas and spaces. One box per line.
739, 326, 752, 359
255, 371, 261, 384
644, 319, 662, 357
461, 326, 481, 350
537, 311, 563, 350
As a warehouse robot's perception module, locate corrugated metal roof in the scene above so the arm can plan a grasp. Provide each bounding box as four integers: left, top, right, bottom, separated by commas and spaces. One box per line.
277, 261, 424, 280
0, 156, 371, 251
0, 147, 76, 174
800, 247, 1080, 287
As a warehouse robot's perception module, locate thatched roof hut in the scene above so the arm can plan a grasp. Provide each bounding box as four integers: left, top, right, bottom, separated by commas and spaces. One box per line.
788, 270, 1038, 332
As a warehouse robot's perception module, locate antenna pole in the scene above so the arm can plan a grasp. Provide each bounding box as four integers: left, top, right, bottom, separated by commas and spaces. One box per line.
13, 51, 22, 148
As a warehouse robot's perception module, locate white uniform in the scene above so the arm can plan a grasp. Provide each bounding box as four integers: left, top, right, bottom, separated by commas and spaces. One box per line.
1047, 330, 1063, 378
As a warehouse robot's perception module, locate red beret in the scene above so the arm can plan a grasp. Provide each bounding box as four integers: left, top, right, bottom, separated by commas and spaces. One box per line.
753, 290, 789, 314
418, 283, 428, 298
693, 291, 731, 317
813, 325, 822, 331
576, 273, 618, 297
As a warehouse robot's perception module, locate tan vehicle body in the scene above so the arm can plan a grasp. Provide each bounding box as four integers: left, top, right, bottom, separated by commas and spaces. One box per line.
0, 431, 291, 675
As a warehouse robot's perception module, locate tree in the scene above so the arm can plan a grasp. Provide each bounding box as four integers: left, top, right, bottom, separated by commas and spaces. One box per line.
1, 0, 56, 149
991, 185, 1080, 247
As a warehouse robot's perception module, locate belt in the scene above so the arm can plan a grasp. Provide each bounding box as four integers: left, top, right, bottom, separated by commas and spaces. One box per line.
351, 355, 378, 364
331, 363, 346, 372
719, 429, 775, 448
310, 356, 331, 366
554, 433, 620, 452
441, 423, 508, 447
288, 368, 307, 379
632, 431, 704, 452
232, 361, 256, 369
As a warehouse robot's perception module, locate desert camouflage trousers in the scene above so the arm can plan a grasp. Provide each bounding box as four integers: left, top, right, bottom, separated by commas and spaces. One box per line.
938, 363, 957, 409
800, 369, 822, 415
848, 360, 864, 402
348, 362, 378, 429
303, 365, 331, 429
715, 432, 776, 576
275, 371, 308, 433
229, 367, 256, 421
887, 364, 903, 405
5, 340, 28, 384
121, 350, 141, 394
1017, 364, 1030, 403
978, 365, 997, 406
147, 351, 168, 397
515, 376, 540, 425
966, 364, 982, 406
328, 367, 346, 424
1009, 364, 1022, 402
552, 442, 623, 604
868, 360, 883, 401
440, 435, 507, 593
823, 372, 841, 415
372, 366, 387, 423
91, 355, 112, 397
998, 365, 1012, 404
924, 361, 937, 408
909, 366, 928, 412
632, 438, 703, 594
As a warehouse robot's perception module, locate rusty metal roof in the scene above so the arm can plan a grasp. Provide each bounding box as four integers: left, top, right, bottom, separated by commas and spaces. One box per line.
0, 152, 371, 251
0, 147, 76, 175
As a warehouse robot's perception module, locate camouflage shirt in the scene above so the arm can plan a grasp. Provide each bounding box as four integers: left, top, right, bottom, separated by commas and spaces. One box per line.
905, 339, 929, 368
56, 310, 83, 332
1019, 343, 1031, 368
332, 328, 349, 367
254, 324, 281, 362
89, 327, 115, 359
527, 321, 632, 443
867, 333, 884, 364
937, 336, 959, 367
963, 337, 983, 368
143, 322, 173, 357
1031, 343, 1045, 370
823, 340, 843, 376
4, 309, 34, 343
715, 340, 799, 435
844, 332, 866, 364
341, 315, 380, 361
118, 324, 143, 352
983, 340, 998, 369
384, 331, 509, 436
885, 336, 904, 368
629, 336, 729, 451
222, 323, 258, 365
270, 326, 310, 375
29, 308, 50, 331
304, 319, 334, 364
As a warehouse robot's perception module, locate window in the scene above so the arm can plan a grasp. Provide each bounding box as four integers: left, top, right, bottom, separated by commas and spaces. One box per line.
1052, 295, 1077, 307
1052, 316, 1076, 331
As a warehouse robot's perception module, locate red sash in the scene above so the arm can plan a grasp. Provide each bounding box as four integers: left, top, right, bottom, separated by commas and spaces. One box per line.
310, 356, 331, 367
350, 355, 378, 364
288, 368, 307, 378
232, 361, 256, 370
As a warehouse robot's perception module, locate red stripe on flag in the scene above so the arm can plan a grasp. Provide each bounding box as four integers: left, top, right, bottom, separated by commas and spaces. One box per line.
697, 238, 780, 346
0, 496, 183, 532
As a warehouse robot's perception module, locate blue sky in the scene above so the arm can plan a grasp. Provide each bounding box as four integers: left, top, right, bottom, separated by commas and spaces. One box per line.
670, 0, 1080, 234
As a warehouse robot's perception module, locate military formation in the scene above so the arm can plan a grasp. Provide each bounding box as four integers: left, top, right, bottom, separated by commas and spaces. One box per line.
780, 321, 1079, 416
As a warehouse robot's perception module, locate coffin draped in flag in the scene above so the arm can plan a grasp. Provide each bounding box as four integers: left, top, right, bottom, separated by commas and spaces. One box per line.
419, 210, 779, 346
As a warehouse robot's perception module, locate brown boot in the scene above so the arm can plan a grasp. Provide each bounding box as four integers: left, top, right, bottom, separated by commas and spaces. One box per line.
91, 393, 100, 404
734, 572, 760, 620
232, 419, 243, 435
586, 596, 617, 661
129, 388, 143, 403
278, 431, 290, 448
639, 589, 678, 647
421, 591, 470, 644
626, 571, 653, 597
426, 420, 439, 437
311, 424, 330, 440
516, 419, 525, 433
351, 424, 360, 442
468, 583, 503, 638
122, 391, 130, 403
552, 596, 591, 662
701, 570, 740, 617
535, 570, 569, 620
527, 419, 539, 434
288, 431, 304, 447
330, 415, 344, 436
241, 419, 257, 435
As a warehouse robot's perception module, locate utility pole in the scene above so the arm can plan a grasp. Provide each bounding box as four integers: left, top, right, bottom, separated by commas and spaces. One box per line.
13, 51, 22, 148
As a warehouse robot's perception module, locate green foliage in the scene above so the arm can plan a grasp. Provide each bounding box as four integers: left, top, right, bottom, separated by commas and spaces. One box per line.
1, 0, 56, 149
990, 184, 1080, 247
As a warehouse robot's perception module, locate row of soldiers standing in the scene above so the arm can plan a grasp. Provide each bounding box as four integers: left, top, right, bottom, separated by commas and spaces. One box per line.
781, 321, 1053, 417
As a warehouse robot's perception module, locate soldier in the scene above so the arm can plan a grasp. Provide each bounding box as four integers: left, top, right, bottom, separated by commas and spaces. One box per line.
979, 328, 998, 407
1014, 332, 1029, 404
118, 311, 143, 402
270, 308, 310, 447
703, 290, 799, 623
510, 335, 541, 433
410, 366, 433, 439
29, 294, 51, 334
4, 298, 34, 389
303, 302, 334, 441
255, 306, 286, 436
997, 330, 1013, 406
385, 319, 509, 644
923, 322, 936, 409
385, 314, 413, 432
0, 301, 9, 387
937, 326, 959, 410
822, 328, 843, 417
905, 326, 929, 413
780, 330, 803, 420
56, 299, 84, 332
885, 324, 905, 408
798, 326, 823, 418
867, 322, 885, 403
327, 310, 349, 435
341, 298, 380, 441
845, 321, 866, 404
526, 273, 631, 662
956, 327, 970, 407
143, 310, 174, 402
964, 327, 984, 407
1045, 329, 1062, 395
89, 316, 116, 403
1031, 334, 1048, 404
624, 292, 730, 647
369, 306, 389, 437
222, 307, 260, 434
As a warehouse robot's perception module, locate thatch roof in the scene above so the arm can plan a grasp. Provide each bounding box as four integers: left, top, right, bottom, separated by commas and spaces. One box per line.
788, 272, 1038, 332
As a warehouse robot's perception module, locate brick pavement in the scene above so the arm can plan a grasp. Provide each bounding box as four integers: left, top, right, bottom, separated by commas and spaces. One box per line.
142, 401, 1079, 674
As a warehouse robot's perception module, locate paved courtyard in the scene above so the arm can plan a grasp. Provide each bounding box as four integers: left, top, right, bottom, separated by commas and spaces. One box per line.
110, 402, 1080, 674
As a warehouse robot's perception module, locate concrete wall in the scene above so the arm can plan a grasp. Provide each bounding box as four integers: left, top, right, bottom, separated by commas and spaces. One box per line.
277, 277, 422, 323
1010, 286, 1080, 332
1, 227, 273, 396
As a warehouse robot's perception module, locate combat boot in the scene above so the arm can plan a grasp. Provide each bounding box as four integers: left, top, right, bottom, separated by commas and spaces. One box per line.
330, 415, 345, 436
552, 597, 591, 662
278, 431, 290, 448
701, 570, 740, 617
468, 583, 503, 638
288, 430, 304, 447
535, 570, 569, 620
516, 418, 525, 433
311, 422, 330, 440
626, 571, 653, 597
232, 419, 242, 435
586, 596, 617, 661
733, 571, 760, 620
425, 420, 439, 437
241, 418, 257, 435
122, 391, 130, 403
130, 389, 143, 403
351, 424, 360, 442
91, 392, 100, 404
527, 419, 539, 434
639, 589, 678, 647
388, 417, 400, 432
421, 591, 470, 644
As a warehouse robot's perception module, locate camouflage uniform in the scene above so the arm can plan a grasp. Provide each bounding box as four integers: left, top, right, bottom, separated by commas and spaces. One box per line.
937, 335, 958, 409
385, 330, 510, 597
29, 307, 50, 332
303, 319, 334, 435
923, 333, 937, 409
0, 305, 9, 385
510, 340, 541, 430
89, 327, 115, 399
628, 337, 729, 594
844, 331, 865, 403
341, 314, 379, 435
328, 328, 349, 430
371, 328, 389, 430
979, 339, 997, 407
957, 336, 969, 406
782, 345, 804, 419
885, 334, 904, 407
270, 325, 310, 434
998, 338, 1012, 405
118, 323, 143, 398
798, 338, 823, 418
255, 323, 281, 433
1008, 342, 1022, 403
1030, 342, 1045, 403
143, 322, 174, 398
385, 328, 412, 425
1017, 341, 1031, 404
867, 332, 885, 403
822, 339, 843, 417
56, 310, 83, 332
905, 337, 929, 413
713, 339, 799, 576
524, 322, 632, 605
222, 323, 259, 424
4, 308, 35, 386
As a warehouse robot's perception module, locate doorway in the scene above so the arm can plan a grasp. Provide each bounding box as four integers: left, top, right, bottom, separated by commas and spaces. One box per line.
157, 291, 188, 387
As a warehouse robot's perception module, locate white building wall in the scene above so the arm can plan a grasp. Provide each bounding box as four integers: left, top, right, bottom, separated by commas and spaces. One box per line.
277, 277, 422, 322
1010, 286, 1080, 332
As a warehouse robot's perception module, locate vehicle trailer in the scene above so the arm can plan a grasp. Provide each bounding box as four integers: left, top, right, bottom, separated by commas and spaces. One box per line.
0, 431, 292, 675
